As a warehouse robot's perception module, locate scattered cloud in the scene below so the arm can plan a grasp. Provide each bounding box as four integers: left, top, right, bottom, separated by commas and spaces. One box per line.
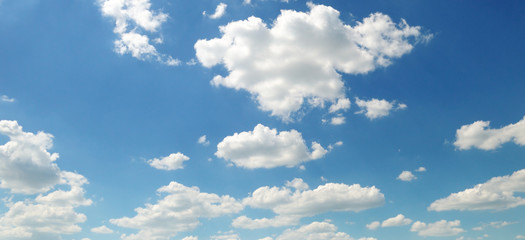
1, 95, 14, 103
415, 167, 427, 172
329, 98, 351, 113
355, 98, 406, 120
91, 225, 114, 234
0, 120, 61, 194
215, 124, 328, 169
98, 0, 179, 65
147, 152, 190, 171
428, 169, 525, 211
366, 221, 380, 230
204, 3, 227, 19
210, 230, 240, 240
454, 116, 525, 150
410, 220, 465, 237
182, 236, 198, 240
473, 221, 517, 231
382, 214, 413, 227
0, 171, 92, 239
397, 171, 417, 182
330, 115, 346, 125
274, 221, 353, 240
195, 3, 428, 121
110, 181, 243, 240
233, 178, 384, 229
198, 135, 210, 146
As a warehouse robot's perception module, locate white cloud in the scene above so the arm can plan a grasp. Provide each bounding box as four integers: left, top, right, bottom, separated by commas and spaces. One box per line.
415, 167, 427, 172
233, 179, 384, 229
0, 120, 61, 194
207, 3, 227, 19
285, 178, 309, 191
98, 0, 179, 65
147, 152, 190, 171
454, 116, 525, 150
428, 169, 525, 211
381, 214, 412, 227
410, 220, 465, 237
1, 95, 14, 103
215, 124, 328, 169
473, 221, 516, 231
182, 236, 198, 240
275, 221, 353, 240
110, 181, 243, 240
355, 98, 406, 120
210, 230, 240, 240
91, 225, 114, 234
330, 115, 346, 125
198, 135, 210, 146
516, 235, 525, 239
0, 171, 92, 239
329, 98, 351, 113
358, 238, 377, 240
366, 221, 380, 230
195, 3, 428, 121
397, 171, 416, 182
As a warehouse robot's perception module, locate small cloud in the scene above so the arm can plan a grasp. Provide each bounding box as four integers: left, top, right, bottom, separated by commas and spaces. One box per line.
330, 115, 346, 125
207, 3, 227, 19
91, 225, 114, 234
1, 95, 15, 103
355, 97, 406, 120
397, 170, 417, 182
186, 58, 197, 66
516, 235, 525, 239
147, 152, 190, 170
328, 141, 343, 150
198, 135, 210, 146
415, 167, 427, 172
320, 176, 327, 182
366, 221, 380, 230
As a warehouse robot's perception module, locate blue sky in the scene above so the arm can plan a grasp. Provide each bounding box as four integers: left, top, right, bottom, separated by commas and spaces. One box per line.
1, 0, 525, 239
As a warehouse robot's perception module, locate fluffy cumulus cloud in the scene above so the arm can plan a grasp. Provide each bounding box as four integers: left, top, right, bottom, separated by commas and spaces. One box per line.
215, 124, 328, 169
0, 171, 92, 239
0, 120, 61, 194
428, 169, 525, 211
110, 181, 243, 240
195, 3, 428, 121
410, 220, 465, 237
233, 178, 384, 229
382, 214, 413, 227
147, 152, 190, 170
98, 0, 179, 65
397, 170, 416, 182
367, 214, 412, 230
454, 116, 525, 150
272, 221, 353, 240
91, 225, 114, 234
355, 98, 406, 120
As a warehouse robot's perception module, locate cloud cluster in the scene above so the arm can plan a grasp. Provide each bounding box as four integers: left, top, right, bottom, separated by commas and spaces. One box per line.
0, 120, 61, 194
110, 181, 243, 240
429, 169, 525, 211
0, 171, 92, 239
355, 98, 407, 120
454, 116, 525, 150
147, 152, 190, 170
98, 0, 179, 65
233, 178, 384, 229
195, 3, 427, 120
215, 124, 328, 169
410, 220, 465, 237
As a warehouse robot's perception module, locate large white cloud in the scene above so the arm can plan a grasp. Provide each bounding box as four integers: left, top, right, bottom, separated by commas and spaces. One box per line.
98, 0, 179, 65
454, 116, 525, 150
215, 124, 328, 169
428, 169, 525, 211
410, 220, 465, 237
110, 181, 243, 240
0, 120, 61, 194
355, 98, 406, 120
195, 3, 428, 120
0, 171, 92, 239
147, 152, 190, 171
233, 179, 384, 229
